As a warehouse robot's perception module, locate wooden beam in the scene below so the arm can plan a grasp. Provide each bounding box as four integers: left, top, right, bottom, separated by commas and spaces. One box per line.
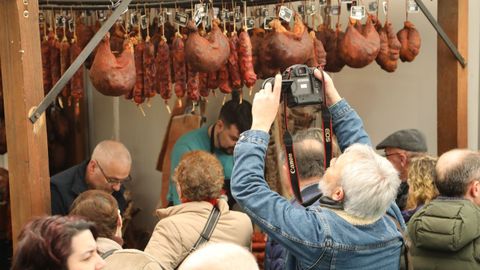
437, 0, 469, 154
0, 0, 50, 247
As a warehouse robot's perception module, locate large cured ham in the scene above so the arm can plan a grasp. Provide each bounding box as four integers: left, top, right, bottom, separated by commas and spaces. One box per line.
89, 34, 136, 96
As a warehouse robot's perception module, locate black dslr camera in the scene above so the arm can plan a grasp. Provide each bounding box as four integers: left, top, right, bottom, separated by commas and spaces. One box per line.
262, 64, 324, 108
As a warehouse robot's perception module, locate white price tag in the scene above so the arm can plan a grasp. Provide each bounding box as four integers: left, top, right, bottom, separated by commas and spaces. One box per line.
193, 6, 206, 27
246, 17, 255, 30
382, 1, 388, 15
298, 5, 306, 15
341, 0, 353, 3
279, 6, 294, 23
98, 10, 106, 22
329, 6, 340, 16
213, 7, 220, 19
68, 19, 75, 33
174, 12, 188, 27
130, 12, 138, 26
350, 6, 365, 20
157, 14, 165, 27
407, 0, 420, 13
140, 14, 148, 30
368, 1, 378, 13
263, 17, 274, 29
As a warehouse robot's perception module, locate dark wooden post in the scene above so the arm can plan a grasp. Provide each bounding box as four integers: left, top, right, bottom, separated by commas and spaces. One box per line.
0, 0, 50, 247
437, 0, 469, 154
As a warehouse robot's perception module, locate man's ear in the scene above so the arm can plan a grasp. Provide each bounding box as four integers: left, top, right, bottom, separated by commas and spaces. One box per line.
176, 184, 182, 200
87, 160, 96, 175
216, 119, 225, 132
399, 153, 408, 168
331, 186, 344, 201
469, 180, 480, 199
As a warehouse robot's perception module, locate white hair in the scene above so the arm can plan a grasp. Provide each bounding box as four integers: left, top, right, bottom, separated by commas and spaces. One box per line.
341, 144, 400, 220
178, 243, 259, 270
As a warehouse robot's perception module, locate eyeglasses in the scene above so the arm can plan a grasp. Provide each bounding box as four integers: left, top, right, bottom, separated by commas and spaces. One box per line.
95, 160, 132, 185
384, 152, 403, 158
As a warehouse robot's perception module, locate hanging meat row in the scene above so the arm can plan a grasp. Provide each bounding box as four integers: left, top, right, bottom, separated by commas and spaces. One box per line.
38, 3, 421, 108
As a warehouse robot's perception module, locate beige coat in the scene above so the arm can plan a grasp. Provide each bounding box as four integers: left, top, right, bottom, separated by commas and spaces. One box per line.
144, 199, 253, 269
96, 237, 122, 256
104, 249, 164, 270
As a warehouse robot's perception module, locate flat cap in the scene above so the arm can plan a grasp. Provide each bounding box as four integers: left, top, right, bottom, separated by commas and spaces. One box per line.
376, 129, 427, 152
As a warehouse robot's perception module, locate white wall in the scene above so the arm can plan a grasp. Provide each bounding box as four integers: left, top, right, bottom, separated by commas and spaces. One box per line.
331, 0, 438, 155
87, 0, 480, 231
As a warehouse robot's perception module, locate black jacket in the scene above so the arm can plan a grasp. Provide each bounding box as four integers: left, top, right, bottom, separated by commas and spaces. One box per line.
50, 160, 126, 215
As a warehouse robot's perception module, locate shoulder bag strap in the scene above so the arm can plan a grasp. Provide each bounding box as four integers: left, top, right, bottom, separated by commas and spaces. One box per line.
386, 213, 414, 270
175, 205, 221, 268
100, 248, 117, 259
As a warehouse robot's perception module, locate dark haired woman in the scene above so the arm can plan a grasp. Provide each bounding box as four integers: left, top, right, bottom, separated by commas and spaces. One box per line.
11, 215, 105, 270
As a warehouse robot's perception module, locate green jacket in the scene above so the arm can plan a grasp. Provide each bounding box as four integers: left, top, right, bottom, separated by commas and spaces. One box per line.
407, 198, 480, 270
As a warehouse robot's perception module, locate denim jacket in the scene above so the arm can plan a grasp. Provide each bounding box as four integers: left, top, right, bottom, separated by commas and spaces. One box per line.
232, 99, 404, 270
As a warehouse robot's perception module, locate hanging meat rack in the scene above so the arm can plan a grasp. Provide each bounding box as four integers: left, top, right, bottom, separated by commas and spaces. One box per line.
30, 0, 466, 125
38, 0, 289, 10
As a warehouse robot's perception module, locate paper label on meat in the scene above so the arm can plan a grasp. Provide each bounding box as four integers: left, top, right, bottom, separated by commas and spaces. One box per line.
297, 5, 306, 15
157, 14, 165, 27
382, 1, 388, 15
368, 1, 378, 12
307, 5, 316, 15
263, 17, 274, 30
194, 4, 207, 26
174, 12, 189, 27
228, 8, 242, 23
68, 19, 75, 33
407, 1, 420, 13
246, 17, 255, 30
213, 7, 220, 19
140, 14, 148, 30
328, 6, 340, 16
130, 12, 139, 26
220, 9, 228, 21
56, 15, 65, 28
341, 0, 353, 3
97, 10, 106, 22
350, 6, 365, 20
279, 6, 294, 23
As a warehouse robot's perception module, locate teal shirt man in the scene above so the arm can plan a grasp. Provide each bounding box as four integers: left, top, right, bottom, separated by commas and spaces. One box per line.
166, 99, 252, 206
167, 126, 234, 205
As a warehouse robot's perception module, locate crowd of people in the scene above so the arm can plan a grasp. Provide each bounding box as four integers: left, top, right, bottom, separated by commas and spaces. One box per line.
7, 69, 480, 270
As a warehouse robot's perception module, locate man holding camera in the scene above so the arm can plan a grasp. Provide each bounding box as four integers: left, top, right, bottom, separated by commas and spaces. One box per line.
231, 70, 405, 269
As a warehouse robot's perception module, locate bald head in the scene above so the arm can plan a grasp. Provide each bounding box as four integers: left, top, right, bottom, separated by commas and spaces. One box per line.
435, 149, 480, 198
178, 243, 258, 270
91, 140, 131, 168
292, 128, 340, 180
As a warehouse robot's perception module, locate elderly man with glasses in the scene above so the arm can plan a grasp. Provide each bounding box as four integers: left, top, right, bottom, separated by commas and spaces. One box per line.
376, 129, 428, 210
51, 140, 132, 215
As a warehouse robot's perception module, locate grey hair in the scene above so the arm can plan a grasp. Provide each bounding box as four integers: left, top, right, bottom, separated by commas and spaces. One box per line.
292, 128, 341, 180
341, 144, 401, 220
435, 151, 480, 197
292, 129, 325, 179
91, 140, 132, 166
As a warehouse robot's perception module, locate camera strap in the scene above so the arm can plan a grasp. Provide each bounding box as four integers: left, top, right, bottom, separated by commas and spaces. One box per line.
318, 70, 333, 168
283, 97, 303, 204
281, 67, 333, 204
